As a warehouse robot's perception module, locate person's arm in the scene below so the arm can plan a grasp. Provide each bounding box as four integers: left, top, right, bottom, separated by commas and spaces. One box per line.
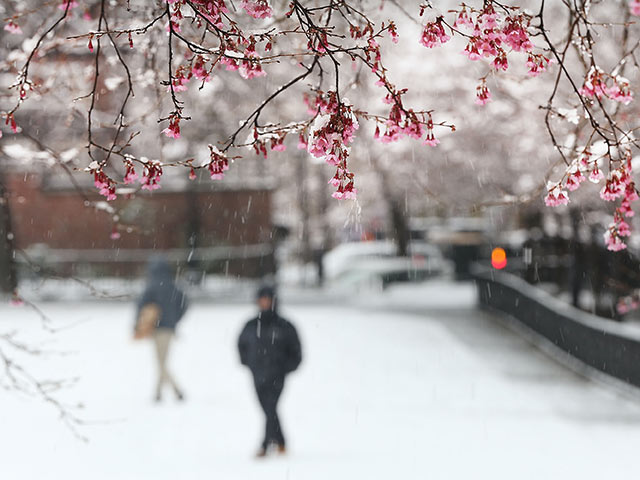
135, 288, 154, 330
284, 323, 302, 373
238, 322, 251, 367
177, 289, 188, 321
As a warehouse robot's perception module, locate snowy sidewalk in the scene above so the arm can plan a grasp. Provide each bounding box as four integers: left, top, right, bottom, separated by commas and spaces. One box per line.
1, 282, 640, 479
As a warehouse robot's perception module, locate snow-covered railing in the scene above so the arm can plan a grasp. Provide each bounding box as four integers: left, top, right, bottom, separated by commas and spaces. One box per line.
473, 267, 640, 389
19, 244, 273, 264
16, 243, 275, 280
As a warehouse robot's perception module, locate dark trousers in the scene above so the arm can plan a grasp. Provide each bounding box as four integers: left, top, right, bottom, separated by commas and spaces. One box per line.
254, 375, 285, 449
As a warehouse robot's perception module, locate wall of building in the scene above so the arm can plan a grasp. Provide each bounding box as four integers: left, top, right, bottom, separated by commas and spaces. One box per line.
6, 171, 274, 277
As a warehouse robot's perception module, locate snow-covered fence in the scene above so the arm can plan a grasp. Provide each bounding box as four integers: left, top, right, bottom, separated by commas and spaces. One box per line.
473, 267, 640, 390
17, 243, 275, 279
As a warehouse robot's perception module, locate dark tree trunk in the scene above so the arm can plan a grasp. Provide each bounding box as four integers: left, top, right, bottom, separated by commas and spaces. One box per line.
370, 156, 410, 257
389, 197, 410, 257
314, 164, 332, 286
296, 153, 311, 266
0, 172, 17, 294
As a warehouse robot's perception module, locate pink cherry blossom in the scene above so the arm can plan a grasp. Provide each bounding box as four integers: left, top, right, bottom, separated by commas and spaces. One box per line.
600, 176, 624, 201
565, 168, 585, 191
92, 168, 117, 201
123, 164, 138, 184
140, 162, 163, 190
297, 134, 308, 150
207, 144, 229, 180
462, 40, 482, 61
453, 9, 473, 28
605, 229, 627, 251
526, 54, 551, 77
544, 185, 569, 207
162, 115, 181, 139
388, 22, 399, 43
502, 16, 533, 52
419, 18, 451, 49
475, 81, 492, 105
589, 166, 604, 183
4, 21, 22, 35
239, 44, 267, 79
606, 77, 633, 104
618, 219, 631, 237
579, 67, 607, 99
168, 73, 189, 92
191, 56, 210, 81
492, 54, 509, 71
241, 0, 273, 19
5, 114, 18, 133
270, 137, 287, 152
59, 0, 78, 10
620, 199, 635, 218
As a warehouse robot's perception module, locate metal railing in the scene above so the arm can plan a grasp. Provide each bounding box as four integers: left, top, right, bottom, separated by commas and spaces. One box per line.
473, 266, 640, 390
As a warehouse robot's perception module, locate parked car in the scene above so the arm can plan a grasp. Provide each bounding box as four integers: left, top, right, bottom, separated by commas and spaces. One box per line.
323, 241, 450, 289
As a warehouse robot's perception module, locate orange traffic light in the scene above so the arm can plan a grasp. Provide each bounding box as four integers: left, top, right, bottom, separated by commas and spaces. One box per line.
491, 247, 507, 270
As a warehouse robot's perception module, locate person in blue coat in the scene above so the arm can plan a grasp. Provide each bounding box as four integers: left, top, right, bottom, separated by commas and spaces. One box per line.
136, 257, 188, 402
238, 286, 302, 457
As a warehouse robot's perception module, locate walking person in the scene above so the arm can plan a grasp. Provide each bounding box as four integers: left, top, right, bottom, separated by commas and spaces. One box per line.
238, 286, 302, 457
135, 257, 188, 402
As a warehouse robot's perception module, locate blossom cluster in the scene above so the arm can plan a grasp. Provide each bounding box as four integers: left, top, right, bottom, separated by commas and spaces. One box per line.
419, 17, 450, 49
140, 160, 163, 191
545, 150, 639, 251
170, 0, 274, 22
88, 157, 165, 201
206, 145, 230, 180
3, 20, 22, 34
169, 57, 212, 93
420, 4, 551, 105
241, 0, 273, 19
220, 41, 267, 80
245, 127, 290, 158
370, 87, 439, 147
305, 92, 359, 200
91, 164, 117, 201
579, 67, 633, 105
123, 160, 138, 184
162, 113, 182, 139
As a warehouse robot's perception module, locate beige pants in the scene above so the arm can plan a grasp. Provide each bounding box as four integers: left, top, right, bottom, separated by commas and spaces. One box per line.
153, 329, 182, 398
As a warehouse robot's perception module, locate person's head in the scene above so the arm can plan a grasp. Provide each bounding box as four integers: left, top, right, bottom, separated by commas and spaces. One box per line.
256, 285, 276, 312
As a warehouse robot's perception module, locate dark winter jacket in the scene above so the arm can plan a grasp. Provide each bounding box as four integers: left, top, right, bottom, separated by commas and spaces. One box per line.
238, 310, 302, 381
137, 258, 188, 330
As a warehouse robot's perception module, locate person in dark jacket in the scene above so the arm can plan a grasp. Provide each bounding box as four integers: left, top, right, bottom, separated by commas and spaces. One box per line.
136, 257, 188, 402
238, 286, 302, 457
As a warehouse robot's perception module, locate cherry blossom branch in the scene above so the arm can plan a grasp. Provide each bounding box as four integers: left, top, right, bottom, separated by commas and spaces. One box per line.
223, 55, 321, 151
6, 1, 73, 119
0, 336, 86, 441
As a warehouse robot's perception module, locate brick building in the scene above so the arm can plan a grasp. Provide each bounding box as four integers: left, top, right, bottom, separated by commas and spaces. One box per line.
4, 166, 275, 278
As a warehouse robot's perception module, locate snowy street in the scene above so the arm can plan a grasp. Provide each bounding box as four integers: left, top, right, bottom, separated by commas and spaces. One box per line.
2, 281, 640, 479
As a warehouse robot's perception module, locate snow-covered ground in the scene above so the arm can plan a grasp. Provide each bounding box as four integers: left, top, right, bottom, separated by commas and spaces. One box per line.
2, 281, 640, 479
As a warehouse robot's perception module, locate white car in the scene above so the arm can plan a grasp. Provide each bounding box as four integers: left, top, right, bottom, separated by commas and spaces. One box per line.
323, 241, 450, 289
